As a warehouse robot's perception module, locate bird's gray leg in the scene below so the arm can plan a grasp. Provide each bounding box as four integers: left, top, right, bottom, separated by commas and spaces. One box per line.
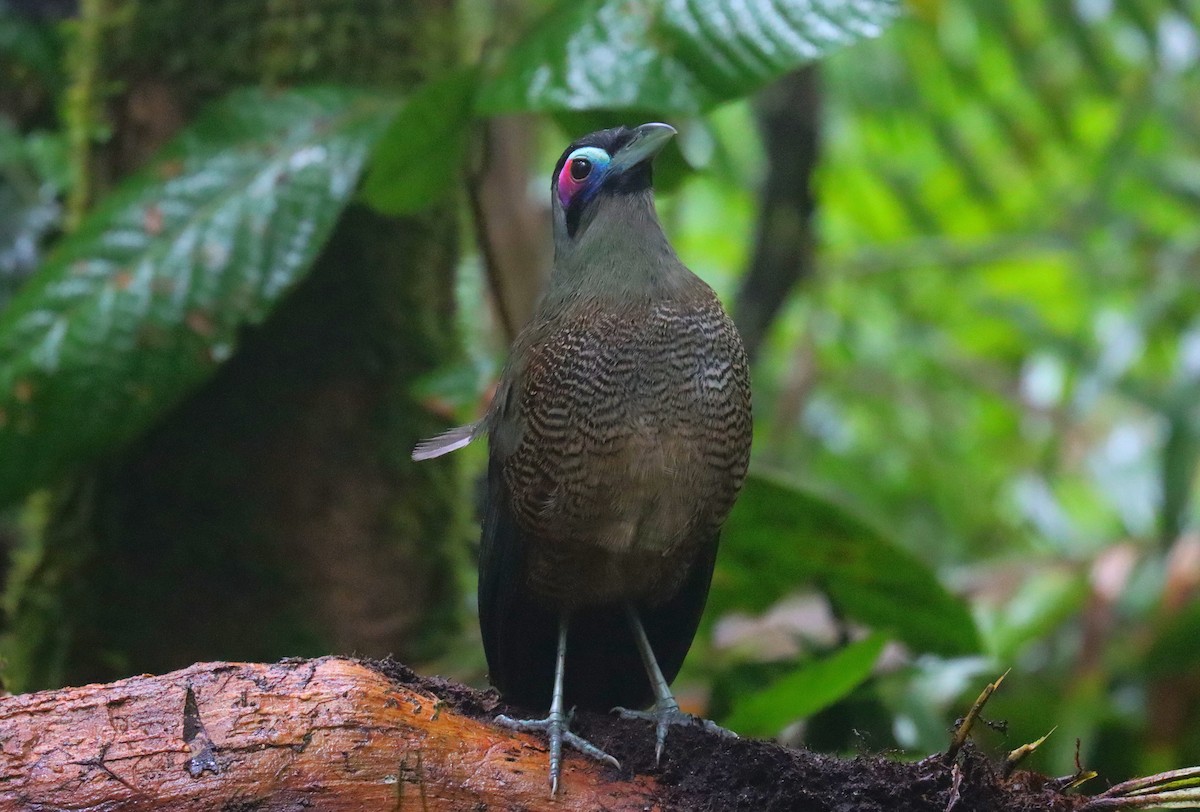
494, 613, 620, 795
614, 605, 737, 764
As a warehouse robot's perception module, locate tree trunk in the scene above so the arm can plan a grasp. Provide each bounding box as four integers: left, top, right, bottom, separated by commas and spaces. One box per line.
3, 0, 464, 690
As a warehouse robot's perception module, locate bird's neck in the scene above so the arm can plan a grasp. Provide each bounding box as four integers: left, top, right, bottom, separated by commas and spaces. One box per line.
547, 190, 696, 305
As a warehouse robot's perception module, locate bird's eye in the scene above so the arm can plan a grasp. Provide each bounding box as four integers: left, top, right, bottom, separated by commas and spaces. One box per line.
570, 158, 592, 181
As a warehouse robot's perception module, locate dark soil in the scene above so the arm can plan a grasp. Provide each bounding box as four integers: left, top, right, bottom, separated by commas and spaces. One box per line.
366, 657, 1091, 812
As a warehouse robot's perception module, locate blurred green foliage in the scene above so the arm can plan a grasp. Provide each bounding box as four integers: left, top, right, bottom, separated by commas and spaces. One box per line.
676, 0, 1200, 781
0, 0, 1198, 791
718, 474, 979, 656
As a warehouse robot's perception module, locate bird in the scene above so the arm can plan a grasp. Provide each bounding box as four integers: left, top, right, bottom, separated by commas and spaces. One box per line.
414, 122, 752, 794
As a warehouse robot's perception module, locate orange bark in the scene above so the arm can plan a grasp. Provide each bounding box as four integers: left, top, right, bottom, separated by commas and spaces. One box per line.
0, 657, 659, 811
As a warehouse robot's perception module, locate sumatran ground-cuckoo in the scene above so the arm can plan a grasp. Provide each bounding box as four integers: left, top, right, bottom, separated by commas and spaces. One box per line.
413, 123, 752, 794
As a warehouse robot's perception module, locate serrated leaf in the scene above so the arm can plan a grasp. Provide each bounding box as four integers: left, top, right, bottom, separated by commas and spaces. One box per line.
362, 69, 477, 215
716, 474, 981, 656
0, 86, 397, 507
479, 0, 901, 115
723, 634, 885, 737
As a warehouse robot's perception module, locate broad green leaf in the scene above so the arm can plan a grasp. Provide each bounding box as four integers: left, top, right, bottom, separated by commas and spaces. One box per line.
717, 474, 981, 656
480, 0, 901, 115
362, 70, 477, 215
723, 634, 885, 736
0, 86, 396, 507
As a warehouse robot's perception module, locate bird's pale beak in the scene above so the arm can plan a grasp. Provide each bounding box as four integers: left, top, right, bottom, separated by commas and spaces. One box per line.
611, 122, 677, 172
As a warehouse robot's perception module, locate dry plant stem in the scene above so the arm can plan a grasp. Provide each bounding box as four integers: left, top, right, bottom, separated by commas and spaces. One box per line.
945, 669, 1009, 764
1082, 790, 1200, 810
1094, 766, 1200, 798
1005, 726, 1057, 776
944, 761, 964, 811
1081, 765, 1200, 809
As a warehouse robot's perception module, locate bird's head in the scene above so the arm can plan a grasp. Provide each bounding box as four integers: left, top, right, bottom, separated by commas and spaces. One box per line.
550, 122, 677, 245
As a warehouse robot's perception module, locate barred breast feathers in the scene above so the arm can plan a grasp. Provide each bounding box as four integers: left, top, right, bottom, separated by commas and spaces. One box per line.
501, 280, 751, 548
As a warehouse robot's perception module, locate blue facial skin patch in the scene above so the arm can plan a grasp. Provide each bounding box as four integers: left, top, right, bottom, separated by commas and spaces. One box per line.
557, 146, 612, 209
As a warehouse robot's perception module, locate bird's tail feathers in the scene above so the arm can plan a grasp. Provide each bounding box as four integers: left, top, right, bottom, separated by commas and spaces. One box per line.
412, 421, 482, 461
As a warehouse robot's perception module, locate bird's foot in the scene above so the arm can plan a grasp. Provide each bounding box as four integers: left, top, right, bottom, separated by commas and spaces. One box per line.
495, 711, 620, 795
613, 703, 738, 764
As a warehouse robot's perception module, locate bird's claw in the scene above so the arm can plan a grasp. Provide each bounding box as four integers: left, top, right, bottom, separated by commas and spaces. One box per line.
613, 704, 738, 764
495, 712, 620, 795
